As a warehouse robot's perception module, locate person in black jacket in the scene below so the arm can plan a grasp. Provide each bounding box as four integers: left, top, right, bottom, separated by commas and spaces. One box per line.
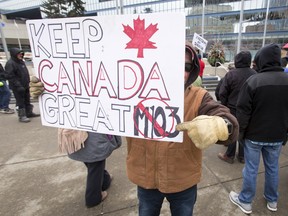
0, 63, 14, 114
215, 62, 235, 101
217, 51, 256, 164
215, 77, 223, 101
5, 48, 39, 122
229, 43, 288, 214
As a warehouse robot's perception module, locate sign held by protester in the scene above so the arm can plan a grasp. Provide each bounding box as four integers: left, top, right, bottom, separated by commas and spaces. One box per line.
192, 32, 208, 53
26, 13, 185, 142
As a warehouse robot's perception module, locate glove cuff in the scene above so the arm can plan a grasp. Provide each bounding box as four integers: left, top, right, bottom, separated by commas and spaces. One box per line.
215, 116, 229, 141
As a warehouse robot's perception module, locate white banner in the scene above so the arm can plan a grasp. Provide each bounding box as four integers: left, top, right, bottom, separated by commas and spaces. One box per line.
26, 13, 185, 142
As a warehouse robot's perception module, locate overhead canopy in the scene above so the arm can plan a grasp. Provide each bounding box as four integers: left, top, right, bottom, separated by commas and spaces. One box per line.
283, 43, 288, 51
4, 7, 42, 20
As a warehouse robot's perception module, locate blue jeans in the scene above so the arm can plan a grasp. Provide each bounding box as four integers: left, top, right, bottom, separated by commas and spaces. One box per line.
137, 185, 197, 216
239, 139, 282, 203
0, 81, 11, 109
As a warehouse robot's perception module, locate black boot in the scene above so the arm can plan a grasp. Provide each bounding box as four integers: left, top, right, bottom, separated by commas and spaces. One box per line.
26, 105, 40, 118
18, 108, 31, 123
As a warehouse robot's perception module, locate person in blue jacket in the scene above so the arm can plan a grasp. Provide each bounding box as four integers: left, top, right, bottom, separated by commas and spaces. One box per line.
0, 63, 14, 114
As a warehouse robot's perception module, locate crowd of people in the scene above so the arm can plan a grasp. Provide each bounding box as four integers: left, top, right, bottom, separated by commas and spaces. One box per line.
216, 43, 288, 214
2, 42, 288, 215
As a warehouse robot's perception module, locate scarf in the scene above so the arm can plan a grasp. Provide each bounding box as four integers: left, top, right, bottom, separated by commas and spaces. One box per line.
58, 128, 88, 154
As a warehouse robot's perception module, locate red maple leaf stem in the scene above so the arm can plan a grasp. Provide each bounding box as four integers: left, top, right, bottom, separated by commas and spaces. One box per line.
137, 48, 144, 58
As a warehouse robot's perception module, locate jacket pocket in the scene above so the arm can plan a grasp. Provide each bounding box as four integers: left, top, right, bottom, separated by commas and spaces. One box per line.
167, 148, 200, 180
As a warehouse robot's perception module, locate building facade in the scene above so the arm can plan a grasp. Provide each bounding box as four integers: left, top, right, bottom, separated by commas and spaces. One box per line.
0, 0, 287, 61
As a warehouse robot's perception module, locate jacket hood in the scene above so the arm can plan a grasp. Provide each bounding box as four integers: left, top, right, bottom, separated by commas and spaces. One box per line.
254, 43, 282, 73
9, 48, 24, 59
234, 51, 252, 68
185, 41, 200, 89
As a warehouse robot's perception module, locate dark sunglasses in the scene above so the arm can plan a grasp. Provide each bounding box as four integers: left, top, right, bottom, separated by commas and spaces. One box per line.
185, 63, 193, 72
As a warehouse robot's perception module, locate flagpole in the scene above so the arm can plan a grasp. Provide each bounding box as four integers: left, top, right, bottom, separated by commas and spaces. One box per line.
262, 0, 270, 47
201, 0, 205, 58
14, 20, 22, 50
0, 21, 10, 60
236, 0, 244, 53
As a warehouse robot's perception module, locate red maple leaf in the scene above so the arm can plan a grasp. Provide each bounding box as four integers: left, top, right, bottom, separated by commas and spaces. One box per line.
123, 16, 158, 58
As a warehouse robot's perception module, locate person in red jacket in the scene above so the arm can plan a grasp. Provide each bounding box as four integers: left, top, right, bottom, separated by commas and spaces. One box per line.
197, 54, 205, 78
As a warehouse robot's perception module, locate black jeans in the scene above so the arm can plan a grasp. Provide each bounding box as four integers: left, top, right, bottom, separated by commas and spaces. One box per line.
226, 139, 244, 158
226, 108, 244, 158
84, 160, 111, 207
11, 86, 30, 109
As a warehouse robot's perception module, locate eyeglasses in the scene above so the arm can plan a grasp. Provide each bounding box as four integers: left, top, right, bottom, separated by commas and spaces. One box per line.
185, 63, 193, 72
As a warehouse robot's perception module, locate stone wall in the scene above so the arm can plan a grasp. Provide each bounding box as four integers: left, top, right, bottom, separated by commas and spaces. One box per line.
202, 58, 229, 78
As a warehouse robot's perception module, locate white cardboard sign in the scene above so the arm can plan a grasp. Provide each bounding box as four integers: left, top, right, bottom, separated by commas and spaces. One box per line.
192, 32, 208, 53
26, 13, 185, 142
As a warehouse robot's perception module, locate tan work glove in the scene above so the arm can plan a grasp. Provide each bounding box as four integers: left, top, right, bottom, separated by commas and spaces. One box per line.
176, 115, 229, 150
29, 76, 44, 98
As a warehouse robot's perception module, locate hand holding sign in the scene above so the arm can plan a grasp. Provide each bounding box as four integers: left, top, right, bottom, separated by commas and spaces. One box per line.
176, 115, 228, 150
29, 76, 44, 98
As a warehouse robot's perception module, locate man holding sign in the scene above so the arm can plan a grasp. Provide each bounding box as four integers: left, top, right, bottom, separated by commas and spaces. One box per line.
30, 41, 238, 215
26, 13, 238, 214
126, 42, 238, 215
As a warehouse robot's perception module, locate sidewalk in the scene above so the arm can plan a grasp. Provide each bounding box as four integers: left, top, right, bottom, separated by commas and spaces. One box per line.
1, 102, 288, 216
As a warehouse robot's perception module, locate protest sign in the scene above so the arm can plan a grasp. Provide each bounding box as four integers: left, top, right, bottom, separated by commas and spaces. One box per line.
26, 13, 185, 142
192, 32, 208, 53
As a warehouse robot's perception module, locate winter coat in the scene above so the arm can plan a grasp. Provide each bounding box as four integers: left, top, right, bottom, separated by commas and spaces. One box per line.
0, 63, 6, 82
68, 132, 122, 163
219, 51, 257, 112
126, 42, 239, 193
215, 78, 223, 101
237, 43, 288, 143
281, 56, 288, 68
126, 86, 238, 193
198, 58, 205, 78
192, 76, 202, 87
5, 48, 30, 90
